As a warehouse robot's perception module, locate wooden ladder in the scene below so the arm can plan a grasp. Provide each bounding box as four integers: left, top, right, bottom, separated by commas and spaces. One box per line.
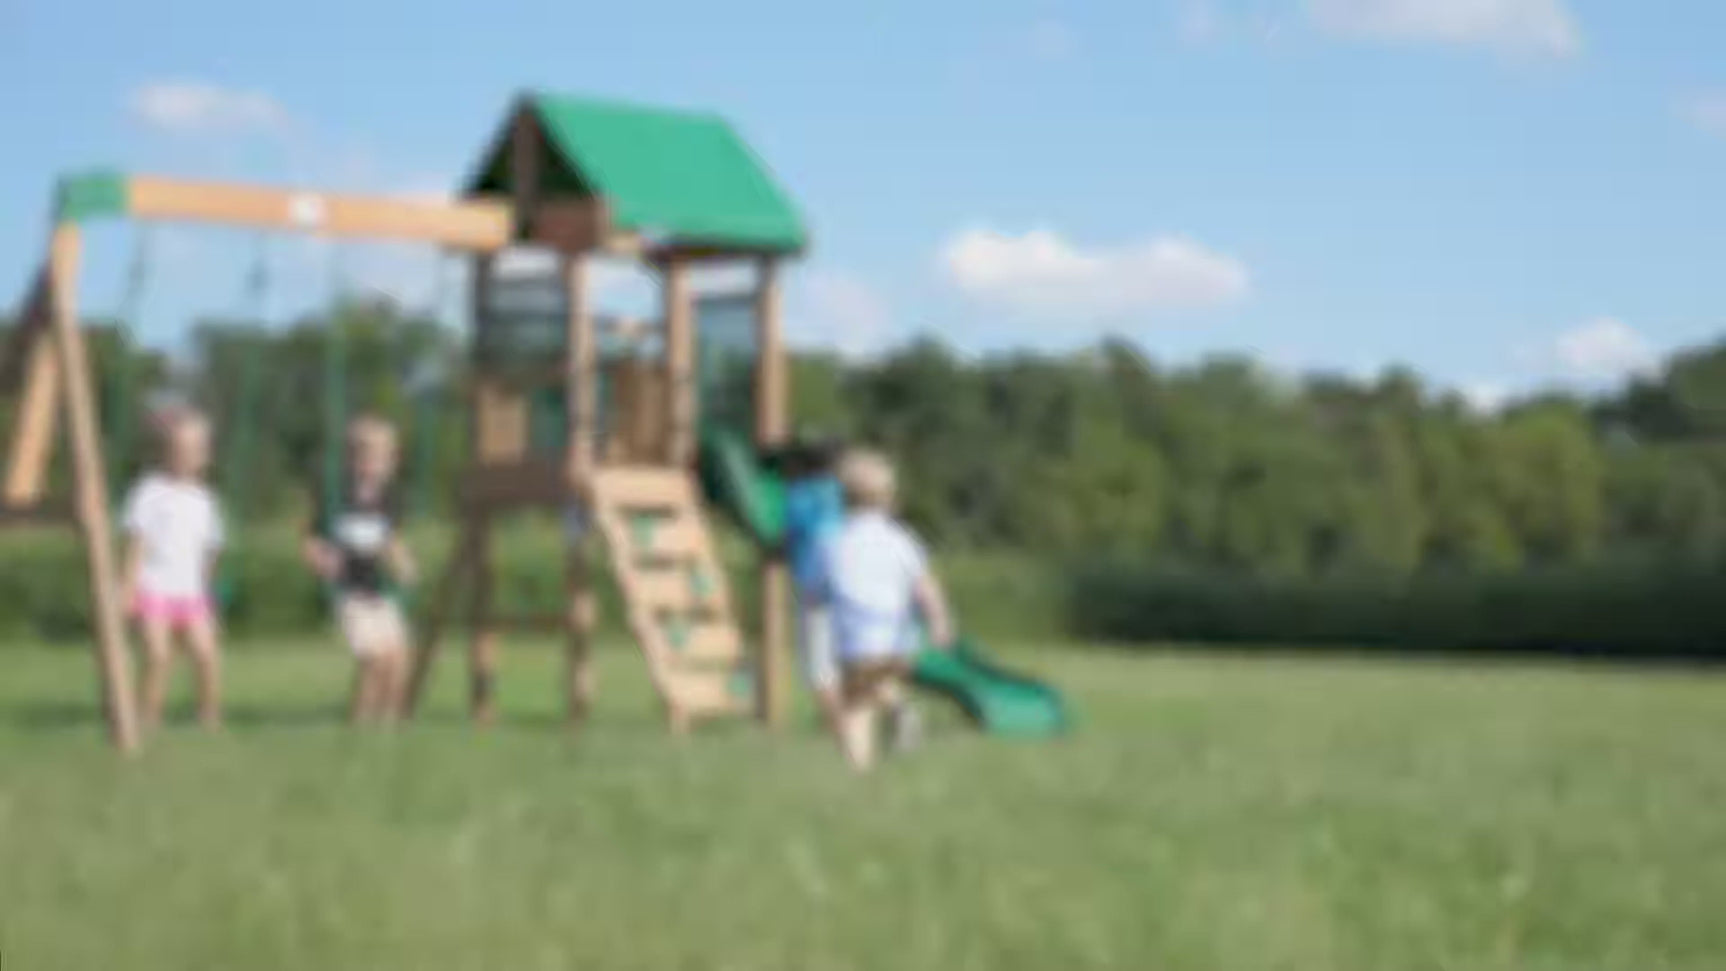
590, 466, 751, 731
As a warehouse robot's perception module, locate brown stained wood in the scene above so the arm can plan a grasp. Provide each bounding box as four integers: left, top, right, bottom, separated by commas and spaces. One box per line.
4, 269, 59, 506
660, 259, 696, 466
404, 526, 480, 715
563, 254, 597, 487
126, 177, 511, 250
467, 516, 499, 725
602, 359, 667, 464
472, 379, 530, 465
457, 460, 568, 509
530, 199, 609, 253
753, 257, 790, 728
564, 540, 596, 725
46, 225, 141, 753
510, 110, 543, 220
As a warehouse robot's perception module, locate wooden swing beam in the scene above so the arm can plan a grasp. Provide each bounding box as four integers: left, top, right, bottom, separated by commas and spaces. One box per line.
7, 161, 796, 750
1, 172, 518, 754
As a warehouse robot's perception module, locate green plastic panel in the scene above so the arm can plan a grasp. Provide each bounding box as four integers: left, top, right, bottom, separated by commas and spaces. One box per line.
469, 93, 807, 253
911, 636, 1070, 738
55, 170, 129, 224
697, 424, 786, 547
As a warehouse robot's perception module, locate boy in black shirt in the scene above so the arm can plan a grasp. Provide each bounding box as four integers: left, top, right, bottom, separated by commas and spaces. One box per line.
303, 415, 418, 725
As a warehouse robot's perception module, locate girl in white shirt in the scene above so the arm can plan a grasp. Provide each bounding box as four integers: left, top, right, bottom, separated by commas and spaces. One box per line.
121, 409, 225, 731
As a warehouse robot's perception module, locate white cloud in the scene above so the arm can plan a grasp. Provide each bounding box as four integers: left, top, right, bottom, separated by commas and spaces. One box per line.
1547, 317, 1657, 383
1460, 380, 1512, 413
939, 227, 1249, 319
794, 271, 893, 358
1307, 0, 1581, 56
1679, 90, 1726, 138
130, 81, 291, 134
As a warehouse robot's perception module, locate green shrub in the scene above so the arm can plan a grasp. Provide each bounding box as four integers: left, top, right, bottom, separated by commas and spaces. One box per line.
1065, 556, 1726, 657
0, 521, 1064, 647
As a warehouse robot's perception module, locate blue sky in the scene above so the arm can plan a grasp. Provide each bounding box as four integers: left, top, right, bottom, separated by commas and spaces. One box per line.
5, 0, 1726, 404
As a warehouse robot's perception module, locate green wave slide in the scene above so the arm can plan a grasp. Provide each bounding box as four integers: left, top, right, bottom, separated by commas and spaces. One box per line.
698, 426, 1070, 738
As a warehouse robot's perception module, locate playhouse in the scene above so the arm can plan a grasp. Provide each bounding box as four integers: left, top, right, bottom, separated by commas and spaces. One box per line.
0, 91, 808, 751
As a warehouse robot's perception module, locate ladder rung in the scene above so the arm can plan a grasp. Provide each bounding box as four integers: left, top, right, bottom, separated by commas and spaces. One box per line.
660, 621, 742, 663
630, 519, 703, 562
668, 671, 752, 717
628, 568, 721, 614
592, 467, 693, 509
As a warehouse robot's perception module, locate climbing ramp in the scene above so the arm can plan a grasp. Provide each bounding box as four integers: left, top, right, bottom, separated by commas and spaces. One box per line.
589, 466, 753, 730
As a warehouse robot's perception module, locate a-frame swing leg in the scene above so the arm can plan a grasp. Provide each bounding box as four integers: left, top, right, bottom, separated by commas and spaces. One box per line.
403, 522, 481, 716
46, 225, 141, 752
467, 513, 500, 725
3, 267, 61, 510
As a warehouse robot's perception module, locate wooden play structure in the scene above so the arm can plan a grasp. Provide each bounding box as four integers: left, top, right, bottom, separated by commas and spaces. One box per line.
0, 92, 807, 752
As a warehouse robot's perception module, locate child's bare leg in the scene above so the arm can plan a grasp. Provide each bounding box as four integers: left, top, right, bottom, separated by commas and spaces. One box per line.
879, 676, 921, 754
376, 647, 408, 725
838, 663, 893, 771
838, 700, 878, 771
138, 617, 174, 732
346, 662, 370, 725
184, 617, 223, 729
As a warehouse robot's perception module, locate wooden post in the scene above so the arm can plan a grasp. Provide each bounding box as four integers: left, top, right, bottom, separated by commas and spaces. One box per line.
753, 257, 790, 728
467, 514, 499, 725
46, 225, 141, 752
563, 254, 597, 483
562, 252, 597, 725
404, 525, 478, 714
661, 258, 695, 466
564, 538, 596, 724
4, 275, 59, 507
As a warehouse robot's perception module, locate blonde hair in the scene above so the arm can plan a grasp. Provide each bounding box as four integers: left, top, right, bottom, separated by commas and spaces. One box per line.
837, 448, 897, 510
154, 406, 209, 461
346, 414, 399, 456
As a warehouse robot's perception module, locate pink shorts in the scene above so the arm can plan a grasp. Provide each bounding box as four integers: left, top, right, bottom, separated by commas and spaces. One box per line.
130, 590, 213, 629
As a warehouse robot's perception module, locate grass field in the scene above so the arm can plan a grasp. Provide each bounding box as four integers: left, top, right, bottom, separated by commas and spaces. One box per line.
1, 641, 1723, 970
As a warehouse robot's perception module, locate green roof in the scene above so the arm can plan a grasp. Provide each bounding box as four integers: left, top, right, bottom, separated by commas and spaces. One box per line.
468, 93, 807, 254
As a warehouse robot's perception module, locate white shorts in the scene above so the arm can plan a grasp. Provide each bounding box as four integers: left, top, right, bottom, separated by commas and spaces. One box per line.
338, 594, 409, 659
797, 603, 839, 693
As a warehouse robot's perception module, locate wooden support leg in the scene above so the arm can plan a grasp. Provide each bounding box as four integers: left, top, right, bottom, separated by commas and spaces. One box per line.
467, 516, 499, 725
4, 270, 60, 508
758, 560, 790, 728
404, 525, 479, 715
46, 226, 140, 753
564, 537, 596, 725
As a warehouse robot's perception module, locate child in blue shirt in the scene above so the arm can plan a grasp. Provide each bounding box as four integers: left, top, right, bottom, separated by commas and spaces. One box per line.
777, 435, 847, 734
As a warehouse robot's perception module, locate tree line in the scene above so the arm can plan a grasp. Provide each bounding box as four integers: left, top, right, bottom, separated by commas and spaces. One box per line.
5, 297, 1725, 584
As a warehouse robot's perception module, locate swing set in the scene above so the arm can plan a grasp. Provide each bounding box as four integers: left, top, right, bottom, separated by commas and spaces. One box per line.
0, 91, 808, 753
91, 229, 452, 614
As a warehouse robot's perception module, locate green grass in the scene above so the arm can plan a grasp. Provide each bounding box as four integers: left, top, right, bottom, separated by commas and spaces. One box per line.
2, 642, 1724, 970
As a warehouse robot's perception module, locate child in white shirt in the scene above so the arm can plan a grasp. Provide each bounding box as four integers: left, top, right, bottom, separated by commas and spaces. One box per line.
815, 448, 954, 772
121, 408, 225, 731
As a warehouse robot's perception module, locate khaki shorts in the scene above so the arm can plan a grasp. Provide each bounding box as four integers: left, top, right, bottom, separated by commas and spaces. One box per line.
338, 594, 409, 659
